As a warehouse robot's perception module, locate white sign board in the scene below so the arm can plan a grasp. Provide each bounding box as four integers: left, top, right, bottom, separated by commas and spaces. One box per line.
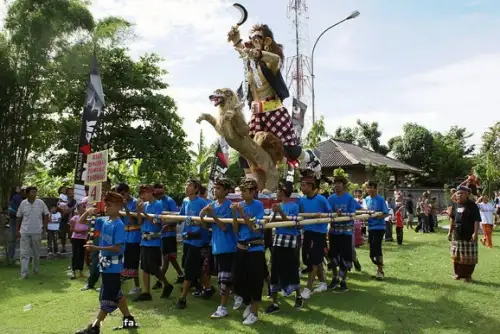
86, 150, 108, 184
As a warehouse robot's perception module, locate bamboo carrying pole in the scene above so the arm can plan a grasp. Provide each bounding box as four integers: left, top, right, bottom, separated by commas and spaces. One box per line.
118, 211, 383, 228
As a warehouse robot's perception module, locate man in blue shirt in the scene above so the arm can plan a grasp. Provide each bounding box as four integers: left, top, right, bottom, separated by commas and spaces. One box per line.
152, 183, 185, 292
264, 181, 303, 315
116, 183, 141, 295
134, 185, 174, 302
75, 191, 138, 334
231, 178, 266, 326
176, 179, 210, 310
327, 175, 357, 291
298, 171, 332, 300
365, 181, 389, 280
199, 178, 237, 319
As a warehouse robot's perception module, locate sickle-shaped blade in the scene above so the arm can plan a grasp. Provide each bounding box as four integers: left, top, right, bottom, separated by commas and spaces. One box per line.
233, 3, 248, 26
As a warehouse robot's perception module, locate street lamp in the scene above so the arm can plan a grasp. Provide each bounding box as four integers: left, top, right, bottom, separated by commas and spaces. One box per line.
311, 10, 360, 123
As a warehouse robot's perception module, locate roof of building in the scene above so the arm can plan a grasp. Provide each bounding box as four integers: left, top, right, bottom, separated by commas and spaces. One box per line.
317, 139, 421, 173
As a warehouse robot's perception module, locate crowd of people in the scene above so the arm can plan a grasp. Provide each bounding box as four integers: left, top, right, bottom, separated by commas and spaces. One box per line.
5, 174, 499, 333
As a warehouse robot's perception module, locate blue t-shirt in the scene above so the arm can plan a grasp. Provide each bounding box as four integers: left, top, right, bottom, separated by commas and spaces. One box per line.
275, 202, 300, 236
99, 217, 126, 274
208, 199, 237, 255
159, 196, 179, 238
140, 200, 163, 247
236, 200, 265, 252
327, 192, 357, 235
122, 198, 141, 244
180, 196, 209, 248
94, 216, 107, 246
365, 195, 389, 231
298, 195, 332, 233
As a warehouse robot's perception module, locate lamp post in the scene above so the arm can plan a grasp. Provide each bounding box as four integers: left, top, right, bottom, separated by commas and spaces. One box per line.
311, 10, 360, 123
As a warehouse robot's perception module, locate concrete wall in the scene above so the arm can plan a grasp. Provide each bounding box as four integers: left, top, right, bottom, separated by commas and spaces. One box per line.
399, 188, 449, 211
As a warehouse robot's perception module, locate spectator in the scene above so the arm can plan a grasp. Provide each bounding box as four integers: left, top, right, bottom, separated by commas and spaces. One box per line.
47, 204, 61, 258
7, 186, 23, 264
405, 193, 414, 230
70, 200, 90, 279
59, 187, 77, 253
16, 186, 49, 279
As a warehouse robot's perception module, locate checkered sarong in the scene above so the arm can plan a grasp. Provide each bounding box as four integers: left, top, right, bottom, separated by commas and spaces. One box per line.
249, 107, 297, 146
272, 233, 298, 248
450, 239, 478, 265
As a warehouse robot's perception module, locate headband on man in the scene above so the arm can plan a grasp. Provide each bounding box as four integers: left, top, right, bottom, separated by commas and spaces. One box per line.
103, 191, 124, 204
240, 178, 258, 190
139, 185, 154, 194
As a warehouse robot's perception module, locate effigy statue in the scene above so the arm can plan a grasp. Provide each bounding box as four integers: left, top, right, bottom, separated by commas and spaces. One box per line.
197, 4, 322, 193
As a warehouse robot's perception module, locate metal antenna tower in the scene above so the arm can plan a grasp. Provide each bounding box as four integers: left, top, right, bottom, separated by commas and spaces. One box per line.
285, 0, 312, 138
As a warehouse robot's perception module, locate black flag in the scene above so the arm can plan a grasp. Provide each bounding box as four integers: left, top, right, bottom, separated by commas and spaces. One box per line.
207, 139, 229, 199
292, 98, 307, 143
73, 54, 106, 201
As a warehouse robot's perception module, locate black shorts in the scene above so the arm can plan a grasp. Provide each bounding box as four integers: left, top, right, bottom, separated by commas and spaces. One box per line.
161, 236, 178, 258
122, 243, 140, 277
233, 250, 266, 304
368, 230, 385, 263
99, 273, 122, 313
328, 234, 353, 270
184, 244, 203, 282
215, 253, 234, 274
302, 230, 326, 269
270, 246, 300, 291
140, 246, 162, 275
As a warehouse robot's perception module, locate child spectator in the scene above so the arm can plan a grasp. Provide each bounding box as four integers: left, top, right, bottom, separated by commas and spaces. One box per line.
70, 199, 90, 279
395, 206, 404, 245
48, 204, 61, 257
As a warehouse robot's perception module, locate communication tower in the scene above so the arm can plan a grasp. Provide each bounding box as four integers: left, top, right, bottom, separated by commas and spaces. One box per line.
285, 0, 313, 138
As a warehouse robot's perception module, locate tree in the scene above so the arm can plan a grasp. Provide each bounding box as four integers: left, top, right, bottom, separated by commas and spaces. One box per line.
333, 119, 389, 155
189, 130, 218, 184
388, 123, 434, 177
304, 116, 331, 149
429, 126, 474, 185
334, 126, 361, 144
365, 164, 392, 197
474, 122, 500, 195
0, 0, 94, 205
355, 120, 390, 155
389, 124, 474, 186
45, 25, 191, 190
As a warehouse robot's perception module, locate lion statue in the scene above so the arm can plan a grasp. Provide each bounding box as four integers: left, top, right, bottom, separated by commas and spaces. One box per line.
196, 88, 284, 192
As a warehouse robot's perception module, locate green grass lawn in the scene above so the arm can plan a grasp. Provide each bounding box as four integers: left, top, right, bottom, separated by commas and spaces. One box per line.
1, 228, 499, 334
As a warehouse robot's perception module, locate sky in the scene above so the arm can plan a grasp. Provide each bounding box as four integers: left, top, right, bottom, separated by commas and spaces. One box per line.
1, 0, 499, 151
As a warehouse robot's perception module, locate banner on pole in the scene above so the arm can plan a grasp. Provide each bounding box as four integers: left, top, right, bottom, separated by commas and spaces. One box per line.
292, 98, 307, 144
73, 54, 106, 201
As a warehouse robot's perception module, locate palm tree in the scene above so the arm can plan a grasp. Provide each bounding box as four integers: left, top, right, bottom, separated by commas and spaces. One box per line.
189, 130, 217, 183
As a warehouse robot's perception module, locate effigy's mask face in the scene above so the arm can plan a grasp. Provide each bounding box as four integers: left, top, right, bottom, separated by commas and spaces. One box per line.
209, 88, 238, 109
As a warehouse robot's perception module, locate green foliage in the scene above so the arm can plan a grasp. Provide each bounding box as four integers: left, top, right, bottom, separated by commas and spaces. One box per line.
304, 116, 331, 149
45, 32, 190, 190
365, 164, 392, 196
334, 119, 389, 155
0, 0, 95, 206
189, 130, 217, 184
474, 122, 500, 196
390, 123, 474, 186
226, 150, 245, 186
320, 168, 361, 195
23, 161, 72, 198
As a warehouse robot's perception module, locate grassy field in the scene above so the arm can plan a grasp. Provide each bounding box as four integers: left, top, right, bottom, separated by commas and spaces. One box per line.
1, 227, 499, 334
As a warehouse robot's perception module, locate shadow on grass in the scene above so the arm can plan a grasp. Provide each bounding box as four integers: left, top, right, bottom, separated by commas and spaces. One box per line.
0, 259, 72, 303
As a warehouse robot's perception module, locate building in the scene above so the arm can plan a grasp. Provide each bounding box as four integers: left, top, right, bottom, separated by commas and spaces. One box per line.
317, 139, 421, 186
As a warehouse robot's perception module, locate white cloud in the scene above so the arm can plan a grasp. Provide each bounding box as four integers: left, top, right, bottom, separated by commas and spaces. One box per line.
322, 54, 500, 148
